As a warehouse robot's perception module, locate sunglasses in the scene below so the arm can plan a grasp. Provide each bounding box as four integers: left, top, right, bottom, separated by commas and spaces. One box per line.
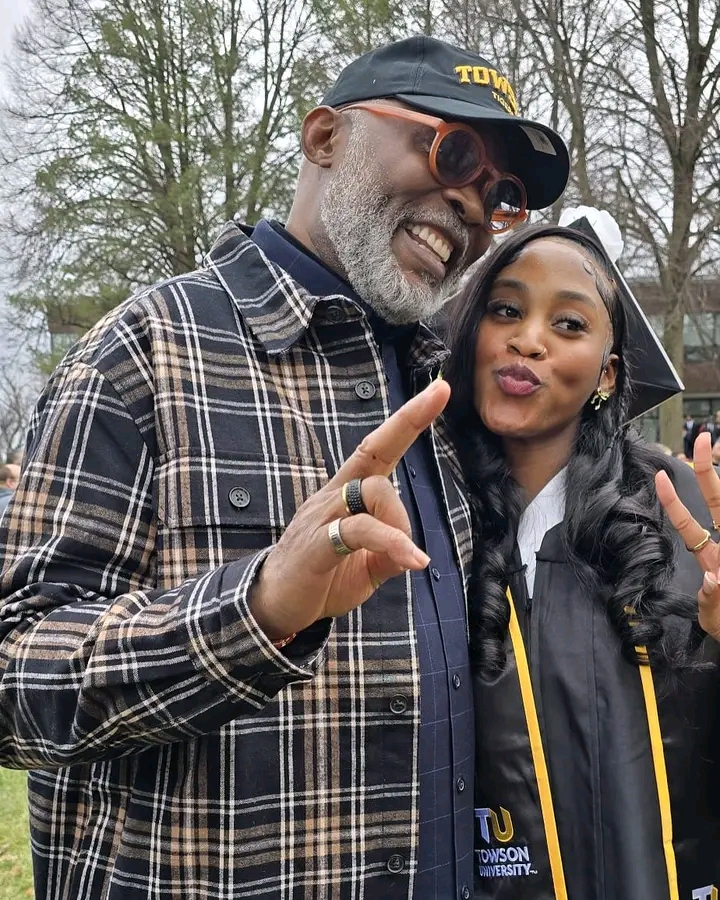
340, 103, 528, 234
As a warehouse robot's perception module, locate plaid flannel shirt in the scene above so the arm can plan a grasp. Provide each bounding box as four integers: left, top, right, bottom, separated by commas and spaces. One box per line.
0, 222, 473, 900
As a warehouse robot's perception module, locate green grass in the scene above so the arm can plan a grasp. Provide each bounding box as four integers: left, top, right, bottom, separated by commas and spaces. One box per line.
0, 769, 33, 899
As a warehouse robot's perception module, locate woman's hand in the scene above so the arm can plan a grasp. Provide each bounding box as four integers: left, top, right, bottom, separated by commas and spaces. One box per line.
655, 431, 720, 641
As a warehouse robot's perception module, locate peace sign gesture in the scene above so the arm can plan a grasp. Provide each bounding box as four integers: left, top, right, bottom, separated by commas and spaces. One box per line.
655, 431, 720, 641
249, 379, 450, 643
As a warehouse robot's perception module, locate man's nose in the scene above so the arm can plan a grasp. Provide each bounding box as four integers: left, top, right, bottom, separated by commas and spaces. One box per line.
441, 183, 486, 228
441, 184, 492, 261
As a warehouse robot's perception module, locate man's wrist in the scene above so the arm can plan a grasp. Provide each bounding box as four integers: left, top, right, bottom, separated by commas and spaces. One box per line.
248, 569, 303, 644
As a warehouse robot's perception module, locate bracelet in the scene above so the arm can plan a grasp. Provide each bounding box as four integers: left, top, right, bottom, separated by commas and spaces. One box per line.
272, 632, 298, 649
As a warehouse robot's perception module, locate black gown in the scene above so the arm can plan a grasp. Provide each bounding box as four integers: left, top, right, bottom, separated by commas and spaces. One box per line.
473, 458, 720, 900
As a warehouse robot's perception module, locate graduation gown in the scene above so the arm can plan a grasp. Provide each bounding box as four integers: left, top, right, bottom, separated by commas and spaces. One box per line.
473, 458, 720, 900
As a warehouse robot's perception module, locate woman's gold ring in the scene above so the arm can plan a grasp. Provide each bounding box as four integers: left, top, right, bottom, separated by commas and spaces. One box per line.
686, 529, 712, 553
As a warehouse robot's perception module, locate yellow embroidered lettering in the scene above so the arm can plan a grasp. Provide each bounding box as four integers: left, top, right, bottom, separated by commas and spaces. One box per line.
455, 62, 519, 115
505, 82, 519, 114
492, 92, 515, 116
490, 70, 505, 91
489, 807, 515, 843
472, 66, 490, 85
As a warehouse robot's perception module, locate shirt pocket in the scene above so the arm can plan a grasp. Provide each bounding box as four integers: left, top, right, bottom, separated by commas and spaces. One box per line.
154, 449, 329, 587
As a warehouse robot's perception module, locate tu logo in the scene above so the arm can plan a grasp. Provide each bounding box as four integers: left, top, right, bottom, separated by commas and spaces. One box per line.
475, 807, 514, 844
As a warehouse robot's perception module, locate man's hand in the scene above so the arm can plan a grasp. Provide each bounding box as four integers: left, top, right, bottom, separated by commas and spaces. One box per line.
655, 431, 720, 641
249, 379, 450, 642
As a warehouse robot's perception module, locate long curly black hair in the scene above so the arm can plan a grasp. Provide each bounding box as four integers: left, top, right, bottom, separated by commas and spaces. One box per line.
443, 224, 699, 680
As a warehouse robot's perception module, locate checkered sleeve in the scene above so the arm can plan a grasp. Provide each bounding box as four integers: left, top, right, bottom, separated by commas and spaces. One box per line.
0, 360, 328, 771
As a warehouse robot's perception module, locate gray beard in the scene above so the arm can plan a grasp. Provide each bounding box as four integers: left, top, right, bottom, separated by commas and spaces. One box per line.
319, 123, 469, 325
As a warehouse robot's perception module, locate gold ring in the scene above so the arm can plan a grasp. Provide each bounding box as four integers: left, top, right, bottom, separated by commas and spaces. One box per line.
686, 529, 712, 553
328, 518, 353, 556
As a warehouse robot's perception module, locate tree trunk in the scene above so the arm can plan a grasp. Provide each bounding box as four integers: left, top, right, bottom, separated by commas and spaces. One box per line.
658, 305, 685, 449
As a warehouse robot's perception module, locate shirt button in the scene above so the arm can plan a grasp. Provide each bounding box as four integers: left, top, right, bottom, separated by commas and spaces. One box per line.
456, 776, 466, 793
452, 673, 462, 690
386, 854, 405, 874
460, 885, 471, 900
408, 464, 417, 478
355, 380, 377, 400
430, 566, 441, 581
228, 487, 251, 509
389, 695, 408, 715
326, 305, 344, 323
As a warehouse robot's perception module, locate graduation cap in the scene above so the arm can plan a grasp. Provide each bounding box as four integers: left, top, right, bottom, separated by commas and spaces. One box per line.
563, 213, 684, 420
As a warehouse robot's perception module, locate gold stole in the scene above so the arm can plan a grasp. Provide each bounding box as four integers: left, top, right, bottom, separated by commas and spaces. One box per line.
473, 588, 678, 900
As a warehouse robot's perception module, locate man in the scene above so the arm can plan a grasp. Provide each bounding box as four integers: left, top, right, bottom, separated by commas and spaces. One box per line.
712, 438, 720, 466
684, 412, 696, 457
711, 409, 720, 446
0, 36, 568, 899
0, 463, 19, 517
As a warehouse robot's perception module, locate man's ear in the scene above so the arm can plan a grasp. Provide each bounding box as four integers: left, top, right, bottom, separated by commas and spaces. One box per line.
300, 106, 347, 170
600, 352, 619, 396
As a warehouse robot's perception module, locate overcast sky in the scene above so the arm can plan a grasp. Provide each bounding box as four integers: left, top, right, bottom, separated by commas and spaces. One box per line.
1, 0, 34, 372
0, 0, 30, 56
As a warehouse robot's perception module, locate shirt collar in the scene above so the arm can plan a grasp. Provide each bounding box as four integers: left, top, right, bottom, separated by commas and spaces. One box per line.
204, 219, 449, 370
251, 219, 356, 303
517, 467, 568, 594
517, 467, 568, 556
204, 220, 343, 355
253, 220, 426, 347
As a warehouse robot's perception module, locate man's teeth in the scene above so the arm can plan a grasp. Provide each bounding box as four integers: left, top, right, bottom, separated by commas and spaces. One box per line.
407, 224, 452, 263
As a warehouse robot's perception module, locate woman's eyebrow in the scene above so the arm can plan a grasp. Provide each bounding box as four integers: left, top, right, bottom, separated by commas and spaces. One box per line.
554, 289, 597, 309
491, 277, 528, 293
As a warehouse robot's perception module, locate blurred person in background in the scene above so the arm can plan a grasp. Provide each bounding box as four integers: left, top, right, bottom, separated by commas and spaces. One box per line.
711, 410, 720, 446
688, 420, 708, 460
0, 464, 19, 517
683, 413, 695, 457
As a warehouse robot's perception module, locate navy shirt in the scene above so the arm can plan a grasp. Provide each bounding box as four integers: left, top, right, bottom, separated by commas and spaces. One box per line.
251, 218, 475, 899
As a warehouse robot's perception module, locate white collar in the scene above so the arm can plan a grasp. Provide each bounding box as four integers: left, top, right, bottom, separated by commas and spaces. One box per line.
516, 467, 568, 597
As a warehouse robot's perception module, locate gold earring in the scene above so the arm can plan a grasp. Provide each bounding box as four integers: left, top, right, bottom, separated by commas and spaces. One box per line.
591, 387, 610, 410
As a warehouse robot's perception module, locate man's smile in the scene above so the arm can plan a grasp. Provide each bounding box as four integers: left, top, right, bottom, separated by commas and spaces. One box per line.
405, 223, 453, 262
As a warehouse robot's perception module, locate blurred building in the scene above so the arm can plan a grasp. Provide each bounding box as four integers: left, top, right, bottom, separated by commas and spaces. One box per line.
632, 278, 720, 441
48, 324, 81, 358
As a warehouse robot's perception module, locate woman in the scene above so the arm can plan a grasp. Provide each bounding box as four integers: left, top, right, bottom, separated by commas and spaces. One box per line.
443, 224, 720, 900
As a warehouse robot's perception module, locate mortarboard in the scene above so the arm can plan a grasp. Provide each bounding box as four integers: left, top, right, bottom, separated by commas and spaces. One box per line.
567, 215, 684, 420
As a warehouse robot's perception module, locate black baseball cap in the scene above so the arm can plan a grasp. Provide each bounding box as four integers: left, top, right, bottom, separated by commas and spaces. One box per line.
322, 35, 570, 211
